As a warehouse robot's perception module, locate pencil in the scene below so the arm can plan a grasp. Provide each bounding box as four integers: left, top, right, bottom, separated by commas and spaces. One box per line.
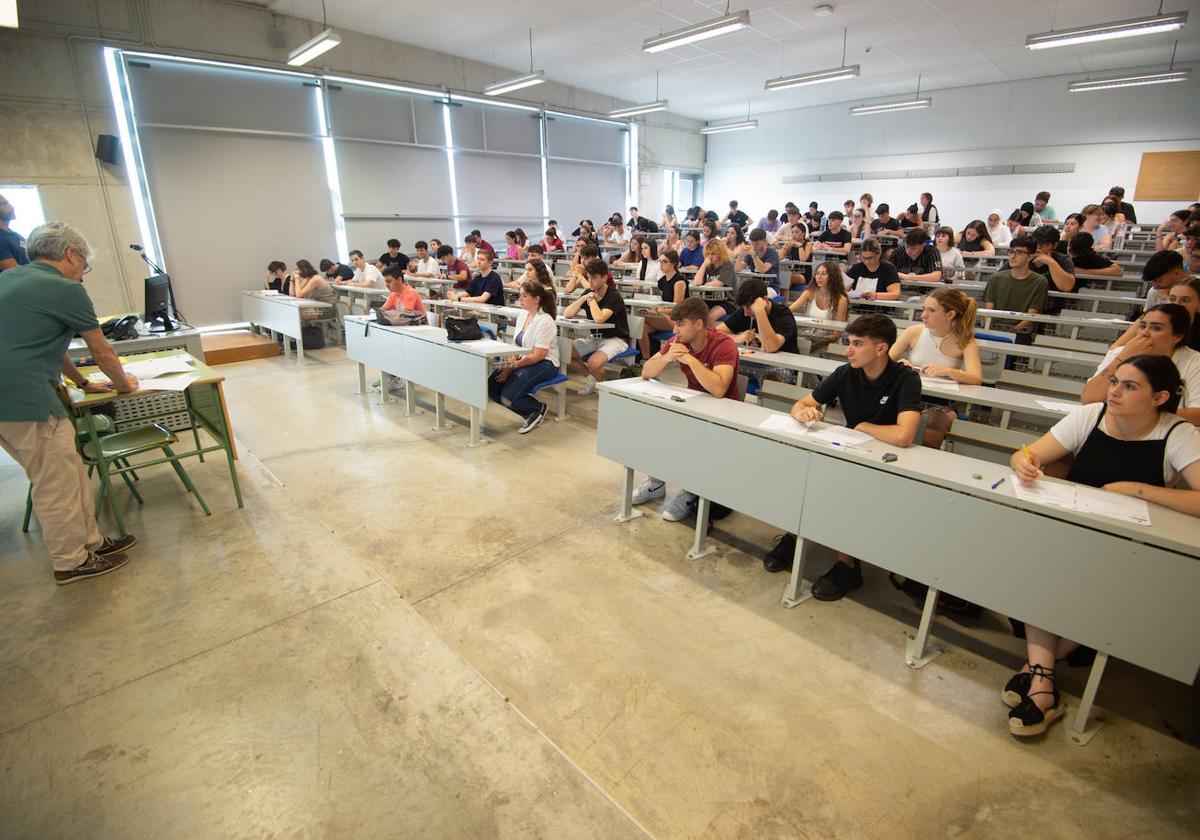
1022, 445, 1034, 466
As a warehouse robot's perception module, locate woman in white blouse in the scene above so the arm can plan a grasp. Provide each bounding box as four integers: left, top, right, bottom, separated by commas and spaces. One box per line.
487, 281, 561, 433
636, 237, 663, 285
934, 226, 965, 280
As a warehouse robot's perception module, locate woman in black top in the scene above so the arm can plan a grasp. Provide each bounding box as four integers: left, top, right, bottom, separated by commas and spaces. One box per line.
958, 220, 994, 254
637, 248, 688, 359
919, 192, 939, 224
1005, 355, 1200, 737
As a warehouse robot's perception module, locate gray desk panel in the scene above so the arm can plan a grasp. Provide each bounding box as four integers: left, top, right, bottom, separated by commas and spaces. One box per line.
401, 334, 489, 409
346, 319, 406, 375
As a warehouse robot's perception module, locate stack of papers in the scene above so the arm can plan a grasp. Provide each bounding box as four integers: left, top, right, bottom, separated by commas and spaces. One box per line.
756, 415, 872, 447
921, 377, 960, 392
1011, 478, 1151, 525
613, 379, 704, 401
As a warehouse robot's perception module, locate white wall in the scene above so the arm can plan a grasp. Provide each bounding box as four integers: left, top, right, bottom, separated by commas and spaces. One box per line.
638, 121, 707, 219
704, 71, 1200, 231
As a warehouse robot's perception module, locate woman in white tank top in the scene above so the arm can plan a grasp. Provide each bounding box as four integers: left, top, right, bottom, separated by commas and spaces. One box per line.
788, 260, 849, 352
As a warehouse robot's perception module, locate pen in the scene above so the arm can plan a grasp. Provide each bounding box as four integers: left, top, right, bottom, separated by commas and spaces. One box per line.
990, 477, 1004, 490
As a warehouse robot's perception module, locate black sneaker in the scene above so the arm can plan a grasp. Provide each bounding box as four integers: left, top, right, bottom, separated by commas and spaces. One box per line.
518, 403, 548, 435
811, 559, 863, 601
762, 533, 797, 573
54, 552, 130, 585
96, 534, 137, 556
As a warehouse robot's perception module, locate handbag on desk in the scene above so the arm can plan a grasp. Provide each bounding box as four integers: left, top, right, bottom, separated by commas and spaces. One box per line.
444, 315, 484, 342
374, 307, 426, 327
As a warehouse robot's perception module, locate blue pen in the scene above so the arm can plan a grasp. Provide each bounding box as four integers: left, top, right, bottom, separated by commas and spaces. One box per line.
990, 477, 1005, 490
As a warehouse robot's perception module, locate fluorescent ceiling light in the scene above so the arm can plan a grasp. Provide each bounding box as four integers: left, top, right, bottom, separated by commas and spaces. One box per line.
0, 0, 18, 28
1068, 68, 1190, 91
765, 64, 860, 91
1025, 11, 1187, 50
849, 97, 932, 116
484, 71, 545, 96
608, 100, 669, 118
287, 28, 341, 66
644, 10, 751, 53
699, 120, 758, 134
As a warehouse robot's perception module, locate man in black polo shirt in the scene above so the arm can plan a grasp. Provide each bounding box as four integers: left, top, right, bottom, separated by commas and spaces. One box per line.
762, 315, 921, 597
376, 238, 409, 272
320, 258, 354, 283
718, 279, 798, 353
870, 203, 901, 236
890, 227, 942, 283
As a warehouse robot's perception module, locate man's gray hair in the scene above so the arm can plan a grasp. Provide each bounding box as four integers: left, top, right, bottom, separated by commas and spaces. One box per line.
26, 221, 93, 263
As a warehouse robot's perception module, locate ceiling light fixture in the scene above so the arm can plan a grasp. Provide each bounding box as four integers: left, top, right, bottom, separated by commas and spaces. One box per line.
850, 72, 931, 115
766, 28, 859, 90
1068, 69, 1189, 90
287, 1, 340, 66
643, 8, 750, 53
1025, 10, 1187, 50
699, 119, 758, 134
609, 69, 669, 117
486, 28, 546, 96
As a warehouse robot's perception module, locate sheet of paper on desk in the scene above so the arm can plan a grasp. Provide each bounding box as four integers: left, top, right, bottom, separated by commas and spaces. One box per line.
138, 374, 198, 392
615, 379, 703, 400
758, 413, 812, 439
1074, 485, 1152, 526
466, 339, 516, 353
808, 425, 872, 447
1036, 398, 1080, 414
1011, 478, 1077, 510
921, 377, 960, 392
123, 357, 194, 378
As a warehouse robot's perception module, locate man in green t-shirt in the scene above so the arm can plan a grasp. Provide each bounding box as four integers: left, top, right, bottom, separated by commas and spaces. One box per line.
983, 235, 1049, 346
0, 222, 141, 584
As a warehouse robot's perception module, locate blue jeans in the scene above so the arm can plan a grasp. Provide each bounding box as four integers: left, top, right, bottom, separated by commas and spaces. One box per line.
488, 360, 558, 418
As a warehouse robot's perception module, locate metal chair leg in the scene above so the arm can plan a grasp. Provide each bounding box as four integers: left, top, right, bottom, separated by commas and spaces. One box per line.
119, 469, 144, 504
162, 445, 211, 516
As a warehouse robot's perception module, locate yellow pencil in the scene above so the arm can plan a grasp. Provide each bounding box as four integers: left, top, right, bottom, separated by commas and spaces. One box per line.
1022, 445, 1034, 466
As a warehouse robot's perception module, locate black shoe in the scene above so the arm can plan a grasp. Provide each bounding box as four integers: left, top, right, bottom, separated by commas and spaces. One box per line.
54, 552, 130, 585
763, 533, 797, 573
96, 534, 137, 556
1002, 667, 1032, 709
811, 559, 863, 601
1008, 665, 1064, 737
709, 501, 733, 521
518, 403, 548, 435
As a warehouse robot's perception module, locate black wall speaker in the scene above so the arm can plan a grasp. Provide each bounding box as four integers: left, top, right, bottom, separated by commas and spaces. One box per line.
95, 134, 120, 164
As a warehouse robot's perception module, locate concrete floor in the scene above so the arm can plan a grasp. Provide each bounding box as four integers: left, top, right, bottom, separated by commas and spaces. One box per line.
1, 347, 1198, 839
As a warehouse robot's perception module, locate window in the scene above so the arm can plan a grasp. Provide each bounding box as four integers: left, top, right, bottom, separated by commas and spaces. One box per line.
0, 186, 46, 238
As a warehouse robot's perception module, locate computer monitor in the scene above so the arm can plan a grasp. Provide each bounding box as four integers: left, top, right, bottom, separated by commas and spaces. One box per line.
144, 273, 177, 333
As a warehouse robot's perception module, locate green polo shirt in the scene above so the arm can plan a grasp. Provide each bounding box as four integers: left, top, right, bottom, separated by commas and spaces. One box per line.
0, 261, 100, 421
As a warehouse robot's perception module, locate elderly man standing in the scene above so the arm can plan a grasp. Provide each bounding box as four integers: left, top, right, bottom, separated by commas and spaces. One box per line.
0, 222, 140, 584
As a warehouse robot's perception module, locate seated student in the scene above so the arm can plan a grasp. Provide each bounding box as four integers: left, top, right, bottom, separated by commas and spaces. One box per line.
722, 200, 750, 230
612, 235, 645, 267
460, 235, 481, 266
376, 239, 409, 272
264, 260, 291, 294
436, 244, 471, 289
890, 288, 982, 447
812, 211, 852, 255
1078, 204, 1113, 250
1052, 214, 1083, 255
790, 259, 849, 320
890, 227, 943, 283
870, 203, 901, 236
380, 265, 427, 315
899, 204, 922, 229
635, 238, 663, 285
764, 315, 921, 583
428, 238, 444, 256
1168, 277, 1200, 351
541, 227, 564, 252
604, 219, 631, 247
982, 235, 1047, 346
632, 297, 740, 519
958, 220, 995, 255
1111, 250, 1191, 356
986, 209, 1012, 248
934, 227, 965, 280
776, 207, 804, 241
293, 259, 340, 307
700, 218, 720, 246
320, 258, 354, 283
470, 229, 497, 258
525, 242, 546, 265
1033, 190, 1056, 221
1106, 185, 1136, 224
1067, 232, 1123, 277
628, 206, 656, 233
488, 281, 560, 434
347, 250, 386, 289
504, 231, 523, 260
1157, 209, 1190, 253
859, 192, 874, 217
1022, 200, 1043, 229
1006, 209, 1027, 240
637, 248, 689, 359
842, 199, 857, 221
410, 241, 441, 277
693, 238, 739, 326
679, 230, 705, 269
847, 207, 869, 242
563, 257, 631, 395
1006, 355, 1200, 737
919, 192, 939, 224
449, 250, 504, 304
660, 206, 677, 230
519, 258, 555, 292
1083, 304, 1200, 425
743, 228, 781, 292
662, 224, 681, 253
757, 209, 781, 233
717, 278, 799, 354
513, 228, 530, 256
805, 202, 824, 233
724, 225, 751, 263
1015, 226, 1077, 296
564, 243, 601, 293
845, 237, 901, 301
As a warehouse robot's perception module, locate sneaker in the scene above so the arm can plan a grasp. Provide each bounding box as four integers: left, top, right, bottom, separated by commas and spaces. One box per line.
95, 534, 136, 556
54, 552, 130, 585
811, 559, 863, 601
631, 478, 666, 505
578, 375, 597, 396
661, 491, 698, 522
762, 533, 797, 573
518, 403, 548, 435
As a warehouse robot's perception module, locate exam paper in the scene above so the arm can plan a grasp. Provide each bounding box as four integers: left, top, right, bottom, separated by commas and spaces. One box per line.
464, 339, 517, 353
1035, 398, 1080, 414
138, 375, 198, 392
614, 379, 703, 400
921, 377, 960, 392
1011, 477, 1076, 510
123, 357, 194, 378
1075, 485, 1152, 526
758, 413, 812, 439
808, 426, 872, 447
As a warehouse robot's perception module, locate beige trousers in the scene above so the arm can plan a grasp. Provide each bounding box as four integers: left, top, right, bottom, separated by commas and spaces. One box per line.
0, 416, 102, 571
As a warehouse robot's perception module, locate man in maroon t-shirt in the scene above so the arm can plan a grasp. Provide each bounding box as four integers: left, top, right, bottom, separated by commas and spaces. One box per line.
436, 244, 471, 289
631, 298, 741, 521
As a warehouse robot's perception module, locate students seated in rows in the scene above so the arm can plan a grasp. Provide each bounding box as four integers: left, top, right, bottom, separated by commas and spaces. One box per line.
293, 259, 339, 307
487, 281, 560, 434
812, 211, 852, 255
449, 250, 503, 305
722, 200, 750, 230
635, 238, 663, 284
693, 239, 738, 326
347, 250, 385, 289
679, 230, 704, 268
986, 210, 1011, 247
1083, 304, 1200, 425
982, 235, 1047, 346
436, 244, 471, 289
375, 239, 408, 273
320, 258, 354, 283
564, 257, 631, 396
717, 278, 799, 356
764, 315, 921, 582
890, 288, 982, 447
958, 220, 995, 256
870, 203, 901, 236
934, 227, 964, 280
890, 227, 942, 283
380, 265, 426, 315
264, 260, 291, 294
1067, 232, 1122, 277
1006, 355, 1200, 736
636, 248, 688, 359
743, 229, 780, 292
633, 298, 740, 520
846, 237, 901, 300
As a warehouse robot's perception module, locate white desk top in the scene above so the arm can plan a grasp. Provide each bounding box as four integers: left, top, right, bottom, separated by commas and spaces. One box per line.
243, 291, 333, 308
852, 298, 1133, 331
403, 274, 455, 287
344, 316, 524, 357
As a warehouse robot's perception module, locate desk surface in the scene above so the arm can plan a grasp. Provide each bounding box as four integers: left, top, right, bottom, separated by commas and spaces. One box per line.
69, 349, 222, 408
343, 317, 525, 356
243, 291, 333, 309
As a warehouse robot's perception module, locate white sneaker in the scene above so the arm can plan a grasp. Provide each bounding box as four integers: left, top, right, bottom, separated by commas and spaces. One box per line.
661, 491, 698, 522
632, 478, 666, 505
578, 375, 597, 396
